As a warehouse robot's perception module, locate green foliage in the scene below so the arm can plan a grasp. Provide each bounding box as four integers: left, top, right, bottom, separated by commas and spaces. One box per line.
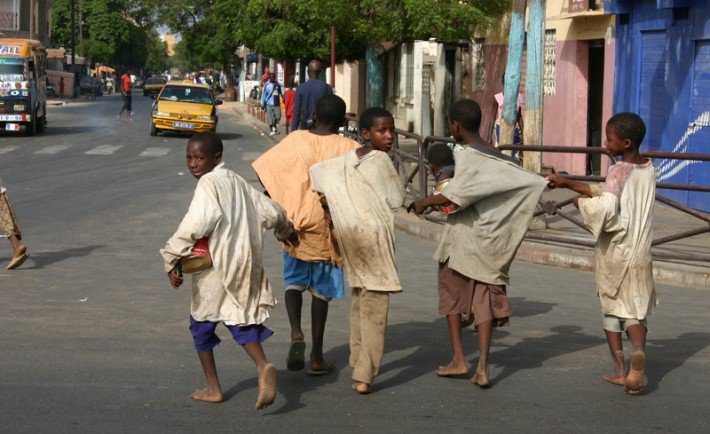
49, 0, 169, 70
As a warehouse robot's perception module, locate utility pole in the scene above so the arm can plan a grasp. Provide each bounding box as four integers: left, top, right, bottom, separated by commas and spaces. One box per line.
330, 26, 336, 88
500, 0, 526, 151
79, 0, 84, 57
523, 0, 545, 172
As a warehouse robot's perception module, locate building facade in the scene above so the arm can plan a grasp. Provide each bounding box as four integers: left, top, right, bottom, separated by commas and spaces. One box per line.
0, 0, 50, 46
605, 0, 709, 211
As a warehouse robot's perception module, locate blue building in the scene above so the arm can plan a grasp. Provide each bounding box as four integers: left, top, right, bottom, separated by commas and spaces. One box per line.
604, 0, 709, 211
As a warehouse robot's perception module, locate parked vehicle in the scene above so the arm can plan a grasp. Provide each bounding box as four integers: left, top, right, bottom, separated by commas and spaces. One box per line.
79, 76, 103, 97
0, 38, 48, 135
143, 77, 166, 96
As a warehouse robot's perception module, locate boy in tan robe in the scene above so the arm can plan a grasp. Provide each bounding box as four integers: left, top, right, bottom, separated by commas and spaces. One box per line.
547, 113, 657, 395
253, 94, 359, 374
161, 132, 296, 409
411, 99, 547, 387
310, 107, 405, 394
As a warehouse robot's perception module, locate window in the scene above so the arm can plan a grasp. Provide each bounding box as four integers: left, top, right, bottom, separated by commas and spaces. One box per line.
472, 38, 485, 92
543, 30, 557, 96
405, 43, 414, 98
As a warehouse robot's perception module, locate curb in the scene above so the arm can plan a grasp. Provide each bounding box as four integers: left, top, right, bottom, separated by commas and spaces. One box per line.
231, 103, 281, 144
394, 209, 710, 290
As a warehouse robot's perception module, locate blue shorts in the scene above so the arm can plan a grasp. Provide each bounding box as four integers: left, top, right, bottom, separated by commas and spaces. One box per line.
189, 316, 273, 352
283, 252, 345, 300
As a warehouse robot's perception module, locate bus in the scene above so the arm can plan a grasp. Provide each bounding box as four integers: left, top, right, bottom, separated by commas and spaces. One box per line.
0, 39, 47, 135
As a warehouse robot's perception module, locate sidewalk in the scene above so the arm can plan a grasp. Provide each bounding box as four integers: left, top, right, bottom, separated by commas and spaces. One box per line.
231, 101, 710, 290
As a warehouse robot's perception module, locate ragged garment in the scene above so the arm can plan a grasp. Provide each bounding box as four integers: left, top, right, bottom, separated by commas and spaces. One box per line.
434, 145, 548, 285
161, 163, 293, 325
310, 150, 405, 292
578, 160, 658, 320
252, 130, 359, 264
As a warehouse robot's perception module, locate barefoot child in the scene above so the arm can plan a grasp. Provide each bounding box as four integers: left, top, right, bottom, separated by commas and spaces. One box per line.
410, 99, 547, 387
253, 94, 359, 375
546, 113, 657, 395
0, 176, 29, 270
310, 107, 405, 394
161, 132, 296, 409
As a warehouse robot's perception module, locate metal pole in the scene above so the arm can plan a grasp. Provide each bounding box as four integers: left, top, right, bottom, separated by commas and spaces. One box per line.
330, 26, 336, 88
70, 0, 75, 67
500, 0, 526, 149
523, 0, 545, 173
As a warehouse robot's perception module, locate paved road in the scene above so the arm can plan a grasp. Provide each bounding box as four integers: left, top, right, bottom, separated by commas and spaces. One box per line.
1, 95, 709, 433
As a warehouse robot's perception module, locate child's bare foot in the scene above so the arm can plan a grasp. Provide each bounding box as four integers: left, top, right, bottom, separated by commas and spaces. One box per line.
351, 382, 371, 394
625, 351, 646, 395
255, 363, 276, 410
436, 361, 469, 377
602, 373, 626, 386
471, 369, 490, 388
190, 387, 223, 403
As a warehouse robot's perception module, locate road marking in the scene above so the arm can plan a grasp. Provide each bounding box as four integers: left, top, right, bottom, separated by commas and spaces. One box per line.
85, 145, 123, 155
35, 145, 70, 154
242, 152, 262, 161
0, 147, 16, 155
140, 147, 171, 157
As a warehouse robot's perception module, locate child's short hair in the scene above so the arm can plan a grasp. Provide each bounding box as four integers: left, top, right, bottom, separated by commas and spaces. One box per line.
189, 132, 223, 156
315, 94, 346, 126
359, 107, 393, 131
449, 99, 482, 134
428, 143, 454, 166
607, 112, 646, 150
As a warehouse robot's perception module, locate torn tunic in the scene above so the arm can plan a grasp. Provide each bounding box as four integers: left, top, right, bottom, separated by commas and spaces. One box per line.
310, 150, 405, 292
161, 163, 293, 325
578, 160, 658, 320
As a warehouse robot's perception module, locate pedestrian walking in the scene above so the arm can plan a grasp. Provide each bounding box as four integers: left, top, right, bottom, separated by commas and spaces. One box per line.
310, 107, 405, 394
252, 95, 359, 376
410, 99, 547, 388
0, 176, 29, 270
291, 60, 333, 131
546, 113, 657, 395
261, 73, 284, 136
117, 70, 132, 120
161, 132, 296, 409
284, 80, 296, 133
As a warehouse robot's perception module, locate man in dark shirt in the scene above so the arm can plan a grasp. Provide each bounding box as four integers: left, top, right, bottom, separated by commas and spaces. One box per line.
291, 60, 333, 131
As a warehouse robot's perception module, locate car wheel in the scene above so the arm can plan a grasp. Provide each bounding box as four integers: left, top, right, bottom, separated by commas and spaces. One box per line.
26, 110, 37, 136
150, 124, 158, 136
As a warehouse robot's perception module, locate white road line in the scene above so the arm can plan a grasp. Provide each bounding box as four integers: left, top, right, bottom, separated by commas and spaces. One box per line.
140, 147, 171, 157
85, 145, 123, 155
0, 147, 17, 155
35, 145, 71, 155
242, 151, 262, 161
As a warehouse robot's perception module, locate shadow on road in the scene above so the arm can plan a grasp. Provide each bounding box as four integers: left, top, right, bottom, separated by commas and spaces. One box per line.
21, 245, 105, 269
645, 332, 710, 394
41, 126, 110, 136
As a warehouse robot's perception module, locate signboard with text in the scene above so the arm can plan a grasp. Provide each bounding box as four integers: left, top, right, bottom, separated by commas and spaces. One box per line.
569, 0, 589, 13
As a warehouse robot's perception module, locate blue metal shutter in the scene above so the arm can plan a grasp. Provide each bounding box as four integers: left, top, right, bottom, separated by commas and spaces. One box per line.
688, 40, 710, 211
638, 31, 669, 153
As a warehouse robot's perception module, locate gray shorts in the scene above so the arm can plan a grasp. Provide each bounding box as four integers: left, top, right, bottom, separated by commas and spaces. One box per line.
602, 314, 647, 333
266, 105, 281, 125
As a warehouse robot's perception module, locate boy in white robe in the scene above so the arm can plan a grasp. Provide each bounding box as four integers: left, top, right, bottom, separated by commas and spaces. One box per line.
310, 108, 405, 394
411, 100, 547, 387
547, 113, 657, 395
161, 132, 296, 409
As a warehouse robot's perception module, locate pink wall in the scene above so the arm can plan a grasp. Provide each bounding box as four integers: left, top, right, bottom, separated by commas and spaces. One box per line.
600, 41, 615, 175
542, 39, 588, 175
46, 70, 74, 98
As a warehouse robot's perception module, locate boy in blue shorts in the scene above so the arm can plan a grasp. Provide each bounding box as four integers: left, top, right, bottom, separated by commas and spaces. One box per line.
253, 95, 359, 374
161, 132, 296, 409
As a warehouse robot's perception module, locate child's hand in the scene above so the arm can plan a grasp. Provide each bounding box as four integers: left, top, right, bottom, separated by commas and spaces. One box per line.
545, 174, 565, 189
168, 266, 183, 289
407, 200, 427, 215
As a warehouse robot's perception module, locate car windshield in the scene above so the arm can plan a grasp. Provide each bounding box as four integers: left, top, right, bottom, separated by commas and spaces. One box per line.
159, 86, 212, 104
0, 62, 26, 82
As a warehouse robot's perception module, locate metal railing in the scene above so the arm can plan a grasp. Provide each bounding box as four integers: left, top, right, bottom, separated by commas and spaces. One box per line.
247, 108, 709, 263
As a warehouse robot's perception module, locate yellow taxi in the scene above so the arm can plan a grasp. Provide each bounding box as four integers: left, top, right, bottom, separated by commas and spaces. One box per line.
150, 81, 221, 136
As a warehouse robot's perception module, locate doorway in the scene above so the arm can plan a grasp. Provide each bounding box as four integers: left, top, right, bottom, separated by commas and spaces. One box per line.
587, 39, 604, 175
